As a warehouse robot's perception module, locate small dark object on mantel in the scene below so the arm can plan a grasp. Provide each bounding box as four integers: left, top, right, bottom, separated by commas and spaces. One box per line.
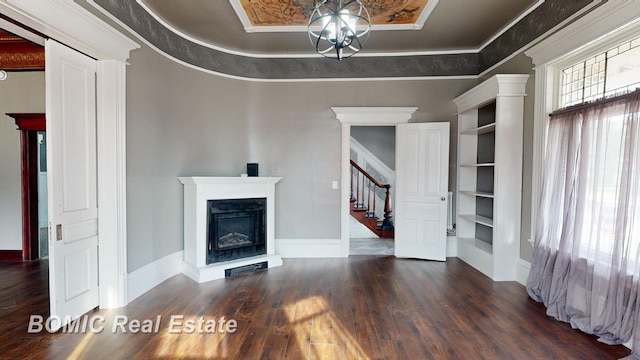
247, 163, 258, 177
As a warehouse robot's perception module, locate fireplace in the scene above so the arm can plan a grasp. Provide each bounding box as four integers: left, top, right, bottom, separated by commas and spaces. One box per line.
207, 198, 266, 264
178, 176, 283, 283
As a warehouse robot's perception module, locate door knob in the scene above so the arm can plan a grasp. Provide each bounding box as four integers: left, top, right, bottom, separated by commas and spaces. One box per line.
441, 196, 446, 201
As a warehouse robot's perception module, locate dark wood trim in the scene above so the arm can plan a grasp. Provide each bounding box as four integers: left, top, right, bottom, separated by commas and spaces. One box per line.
0, 29, 45, 70
6, 113, 45, 261
0, 250, 22, 262
8, 113, 46, 131
350, 159, 390, 189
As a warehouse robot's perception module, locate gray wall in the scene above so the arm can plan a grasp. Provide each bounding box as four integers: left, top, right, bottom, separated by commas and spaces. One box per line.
351, 126, 396, 170
0, 71, 45, 250
125, 45, 476, 272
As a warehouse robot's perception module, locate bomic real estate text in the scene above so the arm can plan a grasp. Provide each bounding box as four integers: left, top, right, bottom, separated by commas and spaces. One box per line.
27, 314, 238, 334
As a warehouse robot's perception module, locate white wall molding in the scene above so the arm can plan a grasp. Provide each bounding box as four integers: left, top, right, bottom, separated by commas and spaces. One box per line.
2, 0, 139, 62
516, 259, 531, 287
97, 60, 129, 308
276, 239, 343, 258
127, 251, 183, 303
453, 74, 529, 113
0, 17, 44, 45
334, 107, 417, 126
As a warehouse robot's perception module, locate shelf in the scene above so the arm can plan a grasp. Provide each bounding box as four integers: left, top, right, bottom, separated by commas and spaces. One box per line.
460, 190, 494, 198
454, 74, 528, 281
461, 123, 496, 135
460, 214, 494, 227
460, 163, 495, 167
459, 237, 493, 254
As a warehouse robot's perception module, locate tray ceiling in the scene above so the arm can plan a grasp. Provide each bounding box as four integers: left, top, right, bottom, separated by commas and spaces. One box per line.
139, 0, 540, 55
90, 0, 596, 80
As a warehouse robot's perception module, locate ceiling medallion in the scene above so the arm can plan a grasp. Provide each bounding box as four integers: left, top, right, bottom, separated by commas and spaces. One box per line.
308, 0, 371, 60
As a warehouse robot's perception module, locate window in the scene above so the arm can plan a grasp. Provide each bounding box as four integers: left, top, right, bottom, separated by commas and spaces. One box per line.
527, 17, 640, 348
561, 36, 640, 107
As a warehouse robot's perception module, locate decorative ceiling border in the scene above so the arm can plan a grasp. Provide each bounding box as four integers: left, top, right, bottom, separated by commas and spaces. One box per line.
91, 0, 599, 80
478, 0, 600, 73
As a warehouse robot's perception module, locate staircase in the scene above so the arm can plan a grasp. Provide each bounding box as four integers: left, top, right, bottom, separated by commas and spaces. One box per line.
350, 160, 394, 238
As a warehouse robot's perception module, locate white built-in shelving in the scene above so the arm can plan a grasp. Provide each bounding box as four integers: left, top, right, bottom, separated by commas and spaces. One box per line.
453, 74, 528, 281
461, 123, 496, 135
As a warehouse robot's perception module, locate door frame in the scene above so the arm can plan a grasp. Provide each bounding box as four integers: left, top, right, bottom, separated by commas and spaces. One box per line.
0, 0, 139, 308
7, 113, 45, 261
333, 107, 417, 257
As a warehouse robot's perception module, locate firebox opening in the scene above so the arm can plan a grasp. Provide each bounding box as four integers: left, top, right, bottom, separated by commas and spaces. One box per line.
207, 198, 266, 264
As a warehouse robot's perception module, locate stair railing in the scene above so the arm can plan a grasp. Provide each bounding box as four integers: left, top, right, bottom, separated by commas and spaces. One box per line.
350, 160, 393, 229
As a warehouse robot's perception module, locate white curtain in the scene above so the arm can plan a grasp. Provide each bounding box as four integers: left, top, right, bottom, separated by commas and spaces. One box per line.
526, 91, 640, 358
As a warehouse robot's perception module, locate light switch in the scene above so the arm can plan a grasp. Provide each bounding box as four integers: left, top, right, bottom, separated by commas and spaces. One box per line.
332, 181, 338, 189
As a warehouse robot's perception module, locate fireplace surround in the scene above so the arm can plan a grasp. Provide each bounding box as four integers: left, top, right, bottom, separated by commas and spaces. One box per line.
178, 177, 283, 282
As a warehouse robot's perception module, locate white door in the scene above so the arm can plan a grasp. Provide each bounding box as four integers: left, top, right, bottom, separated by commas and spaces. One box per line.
46, 40, 99, 329
395, 122, 449, 261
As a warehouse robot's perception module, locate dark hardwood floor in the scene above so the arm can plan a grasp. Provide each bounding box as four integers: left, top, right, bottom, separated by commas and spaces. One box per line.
0, 257, 632, 359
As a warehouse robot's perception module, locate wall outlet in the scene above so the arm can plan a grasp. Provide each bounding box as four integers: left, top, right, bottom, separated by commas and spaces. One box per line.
331, 181, 338, 189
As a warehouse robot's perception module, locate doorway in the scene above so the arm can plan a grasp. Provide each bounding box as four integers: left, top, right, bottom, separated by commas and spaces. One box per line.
0, 0, 137, 313
7, 113, 47, 261
335, 107, 450, 261
37, 131, 47, 258
349, 125, 396, 255
334, 107, 416, 258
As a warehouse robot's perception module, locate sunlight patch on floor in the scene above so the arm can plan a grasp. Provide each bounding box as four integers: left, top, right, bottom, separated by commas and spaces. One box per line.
285, 296, 369, 359
154, 316, 233, 358
67, 330, 94, 360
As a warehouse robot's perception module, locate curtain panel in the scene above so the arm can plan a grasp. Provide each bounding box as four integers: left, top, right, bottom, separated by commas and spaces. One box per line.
526, 91, 640, 358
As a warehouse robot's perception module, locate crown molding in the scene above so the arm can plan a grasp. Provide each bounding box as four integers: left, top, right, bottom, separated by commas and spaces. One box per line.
1, 0, 139, 62
333, 107, 417, 125
453, 74, 529, 113
525, 0, 640, 66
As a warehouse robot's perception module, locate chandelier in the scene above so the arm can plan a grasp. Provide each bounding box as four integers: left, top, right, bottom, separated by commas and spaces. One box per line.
308, 0, 371, 60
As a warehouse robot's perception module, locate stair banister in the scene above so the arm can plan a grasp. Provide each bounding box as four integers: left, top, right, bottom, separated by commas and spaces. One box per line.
350, 160, 393, 231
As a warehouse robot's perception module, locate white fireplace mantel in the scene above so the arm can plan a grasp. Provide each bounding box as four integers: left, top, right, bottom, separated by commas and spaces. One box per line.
178, 176, 283, 282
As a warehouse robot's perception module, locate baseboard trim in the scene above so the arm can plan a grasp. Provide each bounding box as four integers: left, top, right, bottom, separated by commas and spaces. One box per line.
0, 250, 22, 262
447, 236, 458, 258
127, 250, 183, 303
516, 258, 531, 287
276, 238, 343, 258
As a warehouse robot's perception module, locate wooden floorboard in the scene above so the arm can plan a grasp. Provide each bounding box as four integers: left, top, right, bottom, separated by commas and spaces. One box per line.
0, 257, 632, 359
